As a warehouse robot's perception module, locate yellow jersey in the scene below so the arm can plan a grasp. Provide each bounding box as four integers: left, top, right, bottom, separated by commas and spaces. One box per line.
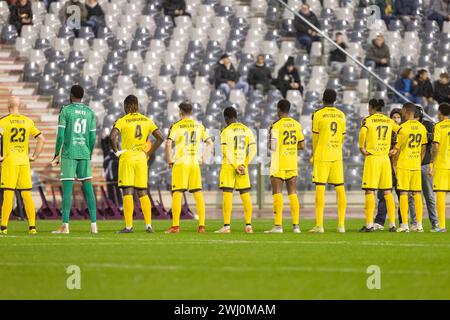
312, 106, 346, 162
269, 117, 304, 171
113, 112, 158, 161
0, 113, 41, 166
433, 119, 450, 170
221, 122, 256, 168
168, 117, 211, 165
395, 119, 428, 170
358, 113, 400, 155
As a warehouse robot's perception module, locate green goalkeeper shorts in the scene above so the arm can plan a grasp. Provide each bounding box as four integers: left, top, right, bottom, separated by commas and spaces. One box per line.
60, 158, 92, 181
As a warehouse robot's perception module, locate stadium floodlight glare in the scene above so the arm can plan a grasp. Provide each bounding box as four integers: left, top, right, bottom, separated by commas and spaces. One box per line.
276, 0, 434, 122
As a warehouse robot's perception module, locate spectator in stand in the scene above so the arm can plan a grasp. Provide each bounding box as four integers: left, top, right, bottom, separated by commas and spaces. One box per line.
428, 0, 450, 31
395, 0, 418, 26
276, 56, 303, 98
85, 0, 105, 35
413, 69, 434, 107
329, 32, 347, 74
394, 68, 417, 103
59, 0, 88, 33
294, 3, 321, 54
433, 72, 450, 104
365, 34, 390, 68
247, 54, 273, 94
42, 0, 58, 11
214, 54, 249, 97
374, 0, 394, 27
9, 0, 32, 35
163, 0, 191, 25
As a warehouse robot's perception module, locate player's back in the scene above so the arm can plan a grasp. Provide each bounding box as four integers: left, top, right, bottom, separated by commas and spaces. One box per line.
168, 117, 209, 165
270, 117, 304, 171
312, 107, 346, 162
59, 103, 96, 160
434, 119, 450, 169
0, 113, 40, 166
362, 113, 399, 156
114, 112, 157, 161
396, 119, 427, 170
221, 122, 255, 167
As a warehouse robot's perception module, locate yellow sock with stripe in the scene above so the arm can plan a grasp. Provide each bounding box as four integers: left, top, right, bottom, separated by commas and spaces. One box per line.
399, 194, 409, 225
365, 193, 375, 227
139, 195, 152, 226
193, 191, 206, 227
414, 193, 423, 226
171, 191, 183, 227
222, 191, 233, 225
123, 195, 134, 229
436, 191, 446, 229
288, 194, 300, 226
336, 185, 346, 228
273, 193, 283, 226
240, 192, 252, 225
315, 185, 325, 227
0, 190, 14, 229
21, 191, 36, 228
384, 193, 396, 227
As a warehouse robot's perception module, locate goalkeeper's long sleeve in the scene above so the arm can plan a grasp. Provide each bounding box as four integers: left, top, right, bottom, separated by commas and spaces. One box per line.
88, 130, 96, 157
54, 126, 65, 157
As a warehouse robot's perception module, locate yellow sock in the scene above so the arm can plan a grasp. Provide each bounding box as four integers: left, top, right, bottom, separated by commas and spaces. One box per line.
399, 194, 409, 225
384, 193, 396, 225
171, 191, 183, 227
336, 185, 346, 228
240, 192, 252, 225
436, 191, 446, 229
139, 195, 152, 226
288, 193, 300, 225
315, 185, 325, 227
365, 193, 375, 226
1, 190, 14, 228
123, 195, 133, 229
414, 193, 423, 225
21, 191, 36, 228
273, 193, 283, 226
193, 191, 206, 227
222, 191, 233, 225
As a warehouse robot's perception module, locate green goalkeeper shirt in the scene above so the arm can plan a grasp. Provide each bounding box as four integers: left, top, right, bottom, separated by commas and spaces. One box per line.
55, 103, 96, 160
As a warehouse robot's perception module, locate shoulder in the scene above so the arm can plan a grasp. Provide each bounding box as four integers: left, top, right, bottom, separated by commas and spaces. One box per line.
270, 118, 282, 129
0, 114, 10, 122
169, 119, 182, 131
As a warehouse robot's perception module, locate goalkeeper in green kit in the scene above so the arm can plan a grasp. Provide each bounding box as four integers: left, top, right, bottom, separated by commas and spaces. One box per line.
51, 85, 98, 234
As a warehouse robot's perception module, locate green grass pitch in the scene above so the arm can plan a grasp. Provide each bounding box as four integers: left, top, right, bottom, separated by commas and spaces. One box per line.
1, 218, 449, 300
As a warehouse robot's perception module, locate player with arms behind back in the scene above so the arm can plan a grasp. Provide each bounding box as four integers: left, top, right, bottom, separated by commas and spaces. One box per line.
215, 106, 257, 234
429, 103, 450, 232
358, 99, 400, 232
110, 95, 165, 233
51, 85, 97, 234
0, 96, 45, 235
265, 99, 305, 233
392, 103, 428, 232
310, 89, 347, 233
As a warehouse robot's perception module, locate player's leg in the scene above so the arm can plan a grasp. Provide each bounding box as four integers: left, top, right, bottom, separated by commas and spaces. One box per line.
436, 192, 446, 231
17, 165, 37, 234
236, 169, 252, 233
216, 166, 234, 233
135, 160, 152, 232
411, 170, 424, 232
265, 175, 284, 233
189, 164, 205, 232
432, 168, 447, 232
53, 158, 75, 234
360, 156, 376, 232
383, 190, 397, 231
286, 175, 300, 233
379, 156, 396, 231
0, 189, 15, 235
310, 161, 328, 233
360, 190, 376, 232
77, 159, 97, 233
166, 164, 187, 233
396, 168, 410, 232
118, 187, 134, 233
331, 161, 346, 232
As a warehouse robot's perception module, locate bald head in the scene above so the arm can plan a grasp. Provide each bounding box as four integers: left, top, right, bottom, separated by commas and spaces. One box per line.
8, 96, 21, 113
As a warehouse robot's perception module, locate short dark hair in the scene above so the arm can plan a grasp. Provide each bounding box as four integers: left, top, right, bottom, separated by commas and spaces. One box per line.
223, 106, 237, 119
124, 95, 139, 113
414, 105, 424, 119
418, 69, 428, 77
322, 89, 337, 105
439, 103, 450, 116
277, 99, 290, 113
368, 98, 384, 111
335, 32, 343, 37
390, 108, 402, 119
402, 102, 416, 114
179, 102, 193, 114
70, 85, 84, 99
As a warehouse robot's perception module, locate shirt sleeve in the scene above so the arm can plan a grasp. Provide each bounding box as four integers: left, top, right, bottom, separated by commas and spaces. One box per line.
358, 126, 368, 149
248, 129, 256, 145
113, 118, 122, 132
395, 126, 406, 149
168, 124, 176, 141
433, 124, 441, 144
312, 112, 319, 134
148, 118, 158, 134
30, 120, 41, 138
202, 125, 211, 142
58, 108, 66, 128
391, 119, 400, 133
298, 123, 305, 142
89, 112, 97, 132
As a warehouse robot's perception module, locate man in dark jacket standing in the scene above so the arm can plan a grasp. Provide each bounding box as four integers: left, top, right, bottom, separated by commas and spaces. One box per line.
9, 0, 32, 35
294, 3, 321, 54
428, 0, 450, 31
247, 55, 273, 93
413, 69, 434, 107
329, 32, 347, 74
214, 54, 249, 97
395, 0, 417, 26
276, 56, 303, 98
433, 72, 450, 104
365, 34, 390, 68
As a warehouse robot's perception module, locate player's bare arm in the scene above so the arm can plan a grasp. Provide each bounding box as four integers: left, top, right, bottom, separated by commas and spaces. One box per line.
429, 142, 440, 176
166, 138, 174, 167
30, 133, 46, 162
201, 137, 214, 165
146, 129, 164, 159
109, 127, 121, 156
297, 140, 305, 151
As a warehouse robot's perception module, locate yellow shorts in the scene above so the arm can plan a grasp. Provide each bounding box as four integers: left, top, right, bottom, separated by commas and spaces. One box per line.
362, 155, 393, 190
270, 169, 297, 181
118, 158, 148, 189
219, 166, 251, 191
313, 160, 344, 185
396, 167, 421, 192
433, 168, 450, 192
0, 164, 32, 190
172, 163, 202, 192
